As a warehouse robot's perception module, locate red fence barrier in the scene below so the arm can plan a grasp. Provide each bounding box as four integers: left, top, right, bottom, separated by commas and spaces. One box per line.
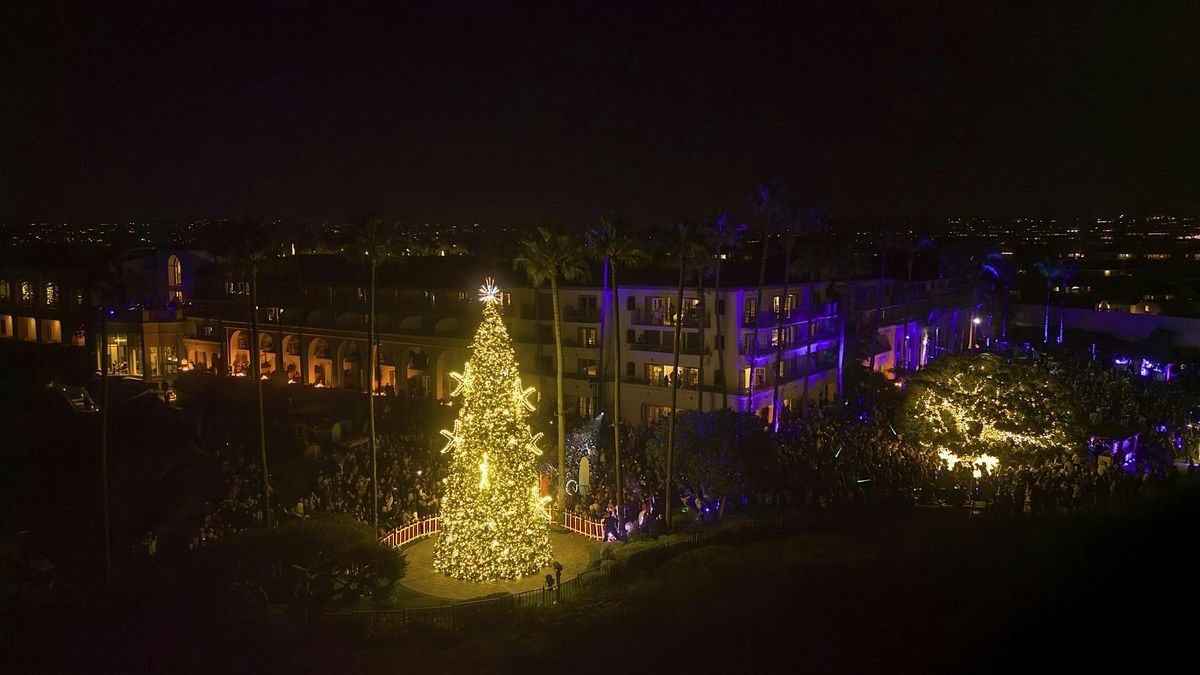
380, 510, 608, 548
553, 510, 606, 541
380, 516, 441, 548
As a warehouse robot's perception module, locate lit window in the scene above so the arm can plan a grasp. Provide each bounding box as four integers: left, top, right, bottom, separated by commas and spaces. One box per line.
167, 255, 183, 287
0, 280, 8, 301
19, 280, 33, 304
45, 283, 58, 307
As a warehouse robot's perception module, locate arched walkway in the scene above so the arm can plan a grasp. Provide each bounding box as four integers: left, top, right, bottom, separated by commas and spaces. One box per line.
404, 347, 431, 399
308, 337, 332, 386
338, 340, 364, 391
229, 330, 250, 376
258, 332, 277, 375
282, 334, 302, 383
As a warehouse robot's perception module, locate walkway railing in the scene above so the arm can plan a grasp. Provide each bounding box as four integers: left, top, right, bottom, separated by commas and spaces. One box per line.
379, 516, 440, 548
380, 511, 606, 548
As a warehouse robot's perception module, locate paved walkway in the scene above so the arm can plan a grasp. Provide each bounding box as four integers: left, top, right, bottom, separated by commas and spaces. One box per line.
399, 531, 596, 601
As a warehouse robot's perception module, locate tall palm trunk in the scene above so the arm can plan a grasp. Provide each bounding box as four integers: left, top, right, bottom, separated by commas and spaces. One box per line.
610, 263, 624, 532
696, 267, 706, 413
100, 312, 112, 586
665, 263, 685, 529
1043, 285, 1051, 343
250, 265, 271, 528
714, 242, 728, 409
899, 261, 914, 373
294, 258, 307, 384
273, 275, 283, 376
1001, 283, 1009, 339
836, 281, 848, 400
870, 245, 885, 371
801, 282, 815, 418
770, 232, 792, 429
369, 260, 378, 534
550, 276, 566, 503
1057, 285, 1066, 345
748, 231, 770, 412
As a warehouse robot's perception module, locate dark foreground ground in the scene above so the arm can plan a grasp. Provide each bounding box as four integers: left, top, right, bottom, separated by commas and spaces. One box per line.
5, 486, 1199, 674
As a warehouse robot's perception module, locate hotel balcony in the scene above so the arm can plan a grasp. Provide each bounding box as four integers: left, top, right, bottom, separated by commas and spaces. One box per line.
629, 309, 709, 329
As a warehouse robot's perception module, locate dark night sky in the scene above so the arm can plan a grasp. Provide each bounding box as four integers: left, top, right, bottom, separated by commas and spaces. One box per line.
2, 1, 1197, 226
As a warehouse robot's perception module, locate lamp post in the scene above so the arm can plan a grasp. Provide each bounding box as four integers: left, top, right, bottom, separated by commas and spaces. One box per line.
969, 315, 981, 350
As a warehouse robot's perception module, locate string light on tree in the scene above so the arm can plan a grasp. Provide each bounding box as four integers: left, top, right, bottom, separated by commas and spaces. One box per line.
433, 278, 553, 581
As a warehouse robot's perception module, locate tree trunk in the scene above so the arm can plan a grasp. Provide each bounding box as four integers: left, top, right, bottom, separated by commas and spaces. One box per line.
801, 283, 814, 418
665, 263, 685, 529
369, 261, 378, 534
1058, 286, 1065, 345
1043, 286, 1051, 344
899, 262, 913, 374
550, 276, 566, 504
771, 232, 792, 429
1001, 283, 1009, 339
100, 313, 112, 587
870, 245, 886, 371
696, 266, 706, 413
610, 264, 623, 533
836, 281, 848, 401
748, 229, 770, 412
295, 257, 306, 384
251, 265, 271, 528
714, 243, 728, 410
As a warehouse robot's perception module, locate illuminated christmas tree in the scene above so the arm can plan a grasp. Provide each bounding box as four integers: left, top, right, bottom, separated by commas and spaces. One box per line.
433, 278, 554, 580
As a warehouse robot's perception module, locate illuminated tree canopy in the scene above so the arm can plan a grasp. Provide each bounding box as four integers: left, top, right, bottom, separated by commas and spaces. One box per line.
897, 354, 1083, 466
433, 279, 553, 581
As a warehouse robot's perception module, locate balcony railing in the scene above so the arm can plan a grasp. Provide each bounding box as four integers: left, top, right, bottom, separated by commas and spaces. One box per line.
630, 310, 708, 329
564, 306, 601, 323
520, 304, 600, 323
733, 358, 839, 394
739, 324, 840, 355
626, 339, 709, 356
742, 302, 837, 328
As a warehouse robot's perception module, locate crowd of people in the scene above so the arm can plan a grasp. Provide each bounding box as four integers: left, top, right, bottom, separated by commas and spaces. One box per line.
295, 430, 441, 531
190, 451, 265, 550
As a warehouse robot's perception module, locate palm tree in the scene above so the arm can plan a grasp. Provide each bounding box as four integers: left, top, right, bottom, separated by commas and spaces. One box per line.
702, 212, 746, 410
661, 220, 705, 528
1033, 257, 1060, 344
922, 305, 945, 366
769, 216, 796, 429
343, 216, 403, 534
1057, 261, 1079, 345
228, 220, 278, 528
896, 237, 934, 373
748, 183, 785, 413
515, 228, 591, 504
867, 231, 903, 372
88, 228, 130, 587
981, 251, 1016, 339
817, 235, 857, 401
771, 205, 827, 425
585, 217, 649, 533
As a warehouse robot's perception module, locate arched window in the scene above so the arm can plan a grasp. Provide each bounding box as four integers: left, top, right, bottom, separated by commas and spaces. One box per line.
0, 280, 9, 301
167, 255, 183, 287
45, 282, 59, 307
19, 280, 33, 304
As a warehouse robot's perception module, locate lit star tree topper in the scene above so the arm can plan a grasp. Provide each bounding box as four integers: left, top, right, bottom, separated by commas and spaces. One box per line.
433, 278, 553, 581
